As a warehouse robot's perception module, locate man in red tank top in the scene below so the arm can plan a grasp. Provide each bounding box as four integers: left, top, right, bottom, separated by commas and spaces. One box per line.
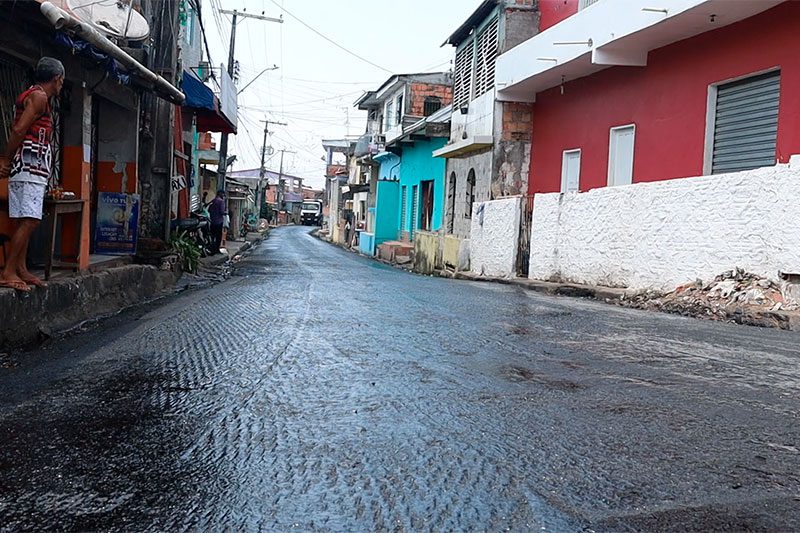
0, 57, 64, 291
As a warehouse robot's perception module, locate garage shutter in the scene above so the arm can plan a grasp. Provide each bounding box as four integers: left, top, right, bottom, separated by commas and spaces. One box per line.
711, 71, 780, 174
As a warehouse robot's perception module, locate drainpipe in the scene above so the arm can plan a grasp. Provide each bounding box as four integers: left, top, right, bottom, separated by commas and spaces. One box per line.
40, 1, 185, 104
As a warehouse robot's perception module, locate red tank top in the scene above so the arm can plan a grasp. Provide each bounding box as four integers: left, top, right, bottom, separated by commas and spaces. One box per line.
9, 86, 53, 185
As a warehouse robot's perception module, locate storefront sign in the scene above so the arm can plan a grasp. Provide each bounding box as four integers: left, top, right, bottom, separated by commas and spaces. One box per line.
95, 192, 140, 255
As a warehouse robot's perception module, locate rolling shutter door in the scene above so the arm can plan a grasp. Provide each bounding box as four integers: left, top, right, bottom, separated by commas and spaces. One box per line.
711, 71, 780, 174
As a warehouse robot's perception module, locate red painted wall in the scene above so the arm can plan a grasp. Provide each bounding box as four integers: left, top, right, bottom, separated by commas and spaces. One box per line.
538, 0, 578, 31
529, 2, 800, 195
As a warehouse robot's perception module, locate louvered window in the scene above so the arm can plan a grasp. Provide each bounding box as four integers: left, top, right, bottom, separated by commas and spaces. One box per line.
711, 71, 780, 174
453, 44, 473, 110
474, 17, 499, 98
579, 0, 600, 9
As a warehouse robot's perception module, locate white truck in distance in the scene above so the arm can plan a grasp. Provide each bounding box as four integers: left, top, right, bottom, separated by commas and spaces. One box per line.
300, 200, 323, 226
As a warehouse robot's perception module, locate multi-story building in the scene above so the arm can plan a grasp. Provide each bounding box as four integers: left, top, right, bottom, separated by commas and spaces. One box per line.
433, 0, 540, 273
496, 0, 800, 291
353, 73, 452, 255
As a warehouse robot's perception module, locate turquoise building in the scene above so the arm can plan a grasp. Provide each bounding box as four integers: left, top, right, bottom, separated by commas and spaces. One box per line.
369, 107, 452, 251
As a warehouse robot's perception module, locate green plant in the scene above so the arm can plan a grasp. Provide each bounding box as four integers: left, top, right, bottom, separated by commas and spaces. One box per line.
169, 231, 202, 273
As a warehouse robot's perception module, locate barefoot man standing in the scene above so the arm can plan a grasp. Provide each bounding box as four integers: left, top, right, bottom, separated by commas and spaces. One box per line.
0, 57, 64, 291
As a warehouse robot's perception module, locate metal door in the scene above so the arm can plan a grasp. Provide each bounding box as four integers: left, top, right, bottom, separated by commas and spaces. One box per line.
712, 71, 780, 174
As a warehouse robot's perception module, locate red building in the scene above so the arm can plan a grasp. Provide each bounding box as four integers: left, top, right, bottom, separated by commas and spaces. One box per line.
496, 0, 797, 195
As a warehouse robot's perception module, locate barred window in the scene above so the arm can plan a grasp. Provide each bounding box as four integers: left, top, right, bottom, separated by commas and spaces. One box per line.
474, 17, 499, 99
424, 97, 442, 117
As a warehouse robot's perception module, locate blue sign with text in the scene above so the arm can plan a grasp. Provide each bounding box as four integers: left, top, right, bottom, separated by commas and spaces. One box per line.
95, 192, 140, 255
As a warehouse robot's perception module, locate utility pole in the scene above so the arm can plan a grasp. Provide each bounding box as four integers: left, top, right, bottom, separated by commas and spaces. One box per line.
277, 148, 296, 223
259, 119, 287, 219
217, 8, 283, 189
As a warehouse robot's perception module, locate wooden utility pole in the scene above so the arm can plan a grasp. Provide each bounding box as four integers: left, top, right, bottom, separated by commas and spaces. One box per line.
217, 9, 283, 189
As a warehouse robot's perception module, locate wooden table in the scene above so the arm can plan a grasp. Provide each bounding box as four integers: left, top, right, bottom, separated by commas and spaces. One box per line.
44, 198, 85, 280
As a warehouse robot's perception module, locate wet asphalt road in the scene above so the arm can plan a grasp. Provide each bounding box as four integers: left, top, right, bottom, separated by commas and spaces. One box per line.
1, 225, 799, 532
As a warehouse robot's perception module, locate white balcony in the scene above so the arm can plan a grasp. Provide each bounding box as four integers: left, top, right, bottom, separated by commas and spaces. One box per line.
495, 0, 782, 102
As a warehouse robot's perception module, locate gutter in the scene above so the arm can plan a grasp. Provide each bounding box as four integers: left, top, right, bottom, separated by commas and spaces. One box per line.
40, 1, 185, 104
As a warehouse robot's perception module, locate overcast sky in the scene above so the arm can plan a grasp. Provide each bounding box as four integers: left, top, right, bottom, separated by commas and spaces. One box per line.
203, 0, 482, 189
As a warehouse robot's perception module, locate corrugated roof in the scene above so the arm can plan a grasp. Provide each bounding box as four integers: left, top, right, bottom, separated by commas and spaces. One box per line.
443, 0, 499, 47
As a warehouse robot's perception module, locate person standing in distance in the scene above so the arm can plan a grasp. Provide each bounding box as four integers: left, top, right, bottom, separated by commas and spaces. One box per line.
0, 57, 64, 291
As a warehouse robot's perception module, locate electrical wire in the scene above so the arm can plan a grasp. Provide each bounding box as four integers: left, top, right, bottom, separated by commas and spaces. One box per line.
266, 0, 392, 74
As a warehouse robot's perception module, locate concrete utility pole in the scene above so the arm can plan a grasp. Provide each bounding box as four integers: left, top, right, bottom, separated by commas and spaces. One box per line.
259, 119, 287, 217
277, 148, 297, 219
217, 9, 283, 189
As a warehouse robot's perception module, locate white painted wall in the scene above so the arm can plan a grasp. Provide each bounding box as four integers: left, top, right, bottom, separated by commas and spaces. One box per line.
529, 163, 800, 290
449, 90, 495, 143
470, 197, 521, 278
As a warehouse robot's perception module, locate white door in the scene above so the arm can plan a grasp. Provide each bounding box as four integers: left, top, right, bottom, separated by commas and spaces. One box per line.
608, 125, 635, 186
561, 149, 581, 193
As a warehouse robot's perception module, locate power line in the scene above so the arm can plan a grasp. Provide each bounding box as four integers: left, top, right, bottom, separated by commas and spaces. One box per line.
266, 0, 392, 74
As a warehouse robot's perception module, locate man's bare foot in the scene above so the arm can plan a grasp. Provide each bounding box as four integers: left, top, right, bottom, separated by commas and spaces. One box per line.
0, 274, 32, 292
17, 270, 47, 288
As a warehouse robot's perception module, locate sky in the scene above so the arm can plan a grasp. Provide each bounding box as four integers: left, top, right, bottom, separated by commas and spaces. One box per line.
202, 0, 483, 189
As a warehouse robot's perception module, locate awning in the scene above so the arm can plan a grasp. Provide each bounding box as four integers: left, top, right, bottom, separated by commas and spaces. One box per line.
181, 71, 236, 134
40, 2, 184, 104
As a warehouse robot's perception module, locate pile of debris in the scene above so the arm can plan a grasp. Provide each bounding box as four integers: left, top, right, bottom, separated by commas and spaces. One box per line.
620, 268, 799, 324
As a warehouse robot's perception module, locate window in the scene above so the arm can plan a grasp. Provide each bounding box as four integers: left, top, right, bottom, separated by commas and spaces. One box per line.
446, 172, 456, 233
608, 125, 635, 186
466, 169, 476, 218
474, 17, 499, 99
579, 0, 600, 9
709, 71, 780, 175
395, 94, 403, 125
384, 100, 394, 132
453, 44, 473, 110
400, 186, 408, 233
424, 97, 442, 117
411, 185, 419, 239
561, 149, 581, 193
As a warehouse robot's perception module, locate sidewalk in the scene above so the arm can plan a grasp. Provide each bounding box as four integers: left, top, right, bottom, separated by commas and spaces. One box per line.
451, 271, 800, 331
198, 231, 266, 269
0, 231, 268, 350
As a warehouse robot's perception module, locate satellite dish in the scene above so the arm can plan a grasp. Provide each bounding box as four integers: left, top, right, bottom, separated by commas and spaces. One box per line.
266, 146, 275, 156
67, 0, 150, 42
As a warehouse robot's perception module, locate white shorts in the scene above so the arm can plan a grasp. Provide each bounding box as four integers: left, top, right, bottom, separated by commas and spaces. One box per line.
8, 181, 46, 220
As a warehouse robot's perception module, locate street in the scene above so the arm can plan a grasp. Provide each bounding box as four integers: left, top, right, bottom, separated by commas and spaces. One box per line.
1, 225, 799, 532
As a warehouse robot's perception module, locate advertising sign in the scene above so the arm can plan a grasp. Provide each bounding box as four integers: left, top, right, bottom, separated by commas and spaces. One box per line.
95, 192, 140, 255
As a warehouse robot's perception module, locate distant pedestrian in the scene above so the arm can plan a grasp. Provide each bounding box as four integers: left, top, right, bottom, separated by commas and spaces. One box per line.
0, 57, 65, 292
222, 210, 231, 247
208, 190, 225, 254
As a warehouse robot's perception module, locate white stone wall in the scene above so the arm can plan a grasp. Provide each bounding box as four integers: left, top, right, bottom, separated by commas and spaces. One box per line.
470, 197, 521, 278
529, 164, 800, 290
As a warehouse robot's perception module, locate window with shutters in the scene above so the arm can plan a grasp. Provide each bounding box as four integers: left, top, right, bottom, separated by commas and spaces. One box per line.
411, 184, 419, 239
452, 44, 473, 110
710, 71, 780, 174
474, 17, 499, 99
400, 186, 408, 234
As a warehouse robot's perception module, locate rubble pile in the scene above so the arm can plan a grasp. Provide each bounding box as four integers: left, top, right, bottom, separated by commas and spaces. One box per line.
620, 268, 799, 323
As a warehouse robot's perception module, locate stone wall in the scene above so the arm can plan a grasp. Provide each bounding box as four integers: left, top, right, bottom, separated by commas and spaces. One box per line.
529, 163, 800, 290
470, 197, 521, 278
444, 149, 493, 238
